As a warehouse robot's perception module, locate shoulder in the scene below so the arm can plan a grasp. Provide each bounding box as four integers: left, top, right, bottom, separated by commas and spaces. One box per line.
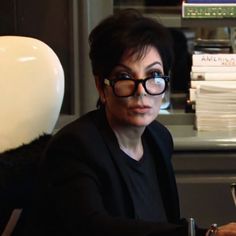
145, 120, 174, 157
53, 109, 103, 142
58, 109, 99, 132
40, 109, 103, 165
45, 108, 109, 160
147, 119, 172, 141
41, 109, 110, 182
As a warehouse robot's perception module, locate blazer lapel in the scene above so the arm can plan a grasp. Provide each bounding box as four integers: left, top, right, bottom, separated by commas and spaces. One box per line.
145, 125, 180, 223
91, 109, 135, 210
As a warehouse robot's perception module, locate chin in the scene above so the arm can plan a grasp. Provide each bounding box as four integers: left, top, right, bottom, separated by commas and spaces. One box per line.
129, 116, 155, 127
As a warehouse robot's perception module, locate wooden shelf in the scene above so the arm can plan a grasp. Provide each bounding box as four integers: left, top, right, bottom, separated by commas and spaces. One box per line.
181, 18, 236, 28
114, 5, 236, 28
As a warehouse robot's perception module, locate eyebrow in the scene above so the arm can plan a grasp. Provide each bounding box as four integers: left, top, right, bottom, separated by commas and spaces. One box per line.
116, 61, 163, 72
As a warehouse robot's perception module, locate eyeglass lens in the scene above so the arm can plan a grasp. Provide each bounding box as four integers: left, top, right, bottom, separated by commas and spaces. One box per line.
114, 76, 166, 97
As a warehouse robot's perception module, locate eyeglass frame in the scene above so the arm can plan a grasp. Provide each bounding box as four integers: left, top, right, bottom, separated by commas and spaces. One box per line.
103, 75, 169, 98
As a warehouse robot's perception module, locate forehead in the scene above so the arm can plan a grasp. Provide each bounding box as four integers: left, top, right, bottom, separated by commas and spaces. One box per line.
121, 46, 162, 65
118, 46, 163, 72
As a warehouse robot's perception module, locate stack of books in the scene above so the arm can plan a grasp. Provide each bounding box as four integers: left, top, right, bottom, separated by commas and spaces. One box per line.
189, 53, 236, 131
195, 85, 236, 131
193, 38, 233, 54
182, 0, 236, 19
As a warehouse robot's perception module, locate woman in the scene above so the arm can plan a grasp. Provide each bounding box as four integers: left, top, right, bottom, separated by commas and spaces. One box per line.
25, 9, 236, 236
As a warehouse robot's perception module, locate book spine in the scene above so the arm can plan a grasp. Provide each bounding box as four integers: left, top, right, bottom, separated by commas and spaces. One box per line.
189, 88, 197, 102
192, 54, 236, 66
191, 71, 236, 80
191, 65, 236, 72
187, 0, 236, 3
182, 2, 236, 18
191, 80, 236, 88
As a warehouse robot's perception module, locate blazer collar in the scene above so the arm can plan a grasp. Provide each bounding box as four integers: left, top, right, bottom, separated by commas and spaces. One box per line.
92, 109, 135, 204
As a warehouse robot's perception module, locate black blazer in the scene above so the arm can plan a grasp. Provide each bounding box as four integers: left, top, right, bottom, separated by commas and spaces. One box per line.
25, 108, 189, 236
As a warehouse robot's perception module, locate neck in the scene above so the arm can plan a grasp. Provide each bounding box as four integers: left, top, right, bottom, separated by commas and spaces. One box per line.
105, 108, 146, 161
113, 125, 145, 161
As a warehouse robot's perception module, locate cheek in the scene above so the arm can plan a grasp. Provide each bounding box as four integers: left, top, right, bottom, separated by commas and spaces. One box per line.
104, 86, 114, 99
152, 96, 163, 113
156, 96, 163, 107
109, 98, 128, 110
104, 88, 125, 107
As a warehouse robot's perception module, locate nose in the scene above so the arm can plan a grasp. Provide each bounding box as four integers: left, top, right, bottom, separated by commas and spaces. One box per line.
135, 80, 146, 97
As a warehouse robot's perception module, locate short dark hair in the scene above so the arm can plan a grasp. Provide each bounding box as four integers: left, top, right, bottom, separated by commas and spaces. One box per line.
89, 8, 173, 87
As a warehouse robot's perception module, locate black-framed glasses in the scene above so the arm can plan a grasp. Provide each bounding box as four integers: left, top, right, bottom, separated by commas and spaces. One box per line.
104, 74, 169, 97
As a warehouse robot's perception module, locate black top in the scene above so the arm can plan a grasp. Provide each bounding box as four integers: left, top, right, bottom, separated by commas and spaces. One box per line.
120, 139, 167, 222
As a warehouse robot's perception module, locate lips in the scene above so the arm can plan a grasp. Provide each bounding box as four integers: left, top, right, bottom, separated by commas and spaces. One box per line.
130, 105, 151, 113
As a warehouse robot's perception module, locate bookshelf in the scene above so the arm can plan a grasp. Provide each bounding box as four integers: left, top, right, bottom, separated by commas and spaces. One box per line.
114, 5, 236, 27
181, 18, 236, 27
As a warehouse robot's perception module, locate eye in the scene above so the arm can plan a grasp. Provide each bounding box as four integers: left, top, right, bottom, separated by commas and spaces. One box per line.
116, 72, 132, 80
150, 71, 162, 78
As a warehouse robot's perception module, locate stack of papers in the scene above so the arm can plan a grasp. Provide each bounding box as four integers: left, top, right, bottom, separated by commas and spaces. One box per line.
195, 85, 236, 131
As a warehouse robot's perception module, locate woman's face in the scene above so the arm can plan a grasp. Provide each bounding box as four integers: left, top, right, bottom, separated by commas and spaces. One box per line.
98, 46, 165, 129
